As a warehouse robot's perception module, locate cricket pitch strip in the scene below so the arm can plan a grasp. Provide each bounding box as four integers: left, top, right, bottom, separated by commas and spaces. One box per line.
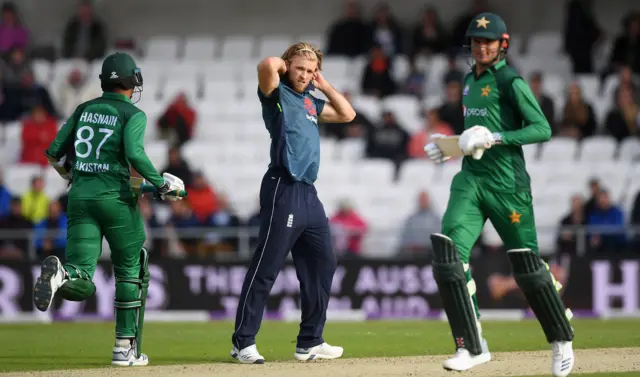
3, 348, 639, 377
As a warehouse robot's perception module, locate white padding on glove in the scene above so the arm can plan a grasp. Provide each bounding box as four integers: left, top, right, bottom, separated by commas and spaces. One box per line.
458, 126, 495, 160
161, 172, 184, 201
424, 133, 451, 163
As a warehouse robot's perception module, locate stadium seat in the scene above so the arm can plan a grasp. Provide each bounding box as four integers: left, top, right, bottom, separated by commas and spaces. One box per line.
336, 139, 365, 161
539, 137, 578, 162
527, 32, 562, 56
541, 73, 566, 98
424, 54, 448, 96
161, 78, 200, 103
618, 138, 640, 161
4, 164, 45, 195
145, 141, 169, 169
220, 35, 255, 59
352, 159, 396, 185
579, 136, 618, 161
257, 35, 292, 57
321, 57, 350, 79
523, 143, 539, 161
145, 36, 180, 60
391, 55, 410, 83
183, 36, 218, 60
575, 74, 600, 104
320, 138, 338, 161
398, 159, 437, 188
43, 168, 69, 199
351, 95, 382, 123
51, 59, 89, 86
296, 34, 325, 50
202, 79, 241, 102
382, 95, 423, 133
202, 61, 242, 81
32, 60, 52, 85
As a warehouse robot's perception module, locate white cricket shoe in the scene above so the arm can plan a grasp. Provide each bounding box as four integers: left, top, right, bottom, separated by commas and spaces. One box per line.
231, 345, 265, 364
112, 342, 149, 366
552, 341, 574, 377
294, 342, 344, 361
442, 338, 491, 371
33, 255, 68, 312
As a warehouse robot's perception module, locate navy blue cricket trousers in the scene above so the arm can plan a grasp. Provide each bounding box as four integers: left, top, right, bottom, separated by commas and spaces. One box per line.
232, 168, 337, 350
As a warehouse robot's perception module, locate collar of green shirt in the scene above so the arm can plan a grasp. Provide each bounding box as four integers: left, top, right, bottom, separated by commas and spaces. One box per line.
473, 58, 507, 79
102, 92, 132, 103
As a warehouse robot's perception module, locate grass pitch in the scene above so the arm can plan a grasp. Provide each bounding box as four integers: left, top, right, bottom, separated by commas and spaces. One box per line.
0, 319, 639, 376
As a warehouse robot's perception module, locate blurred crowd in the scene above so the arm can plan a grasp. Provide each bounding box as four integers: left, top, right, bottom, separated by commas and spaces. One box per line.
1, 0, 639, 261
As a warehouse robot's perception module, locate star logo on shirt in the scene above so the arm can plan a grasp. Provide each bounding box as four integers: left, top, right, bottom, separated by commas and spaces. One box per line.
476, 16, 490, 29
509, 210, 522, 224
481, 85, 491, 96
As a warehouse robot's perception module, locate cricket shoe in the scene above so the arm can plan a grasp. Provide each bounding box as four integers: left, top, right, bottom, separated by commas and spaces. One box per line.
231, 345, 265, 364
33, 255, 68, 312
112, 341, 149, 366
551, 341, 574, 377
442, 338, 491, 371
294, 342, 344, 361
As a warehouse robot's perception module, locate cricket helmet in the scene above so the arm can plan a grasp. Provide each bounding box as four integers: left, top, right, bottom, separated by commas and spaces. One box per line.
99, 52, 144, 101
465, 12, 510, 52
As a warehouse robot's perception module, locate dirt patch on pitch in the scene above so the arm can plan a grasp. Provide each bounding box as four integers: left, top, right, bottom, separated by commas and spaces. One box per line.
4, 348, 640, 377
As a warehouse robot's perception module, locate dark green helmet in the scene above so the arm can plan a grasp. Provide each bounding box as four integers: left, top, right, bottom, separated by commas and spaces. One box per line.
465, 12, 509, 44
99, 52, 143, 90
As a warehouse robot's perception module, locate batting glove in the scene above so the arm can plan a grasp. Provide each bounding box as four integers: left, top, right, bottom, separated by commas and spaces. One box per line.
459, 126, 496, 160
158, 172, 185, 201
424, 133, 451, 164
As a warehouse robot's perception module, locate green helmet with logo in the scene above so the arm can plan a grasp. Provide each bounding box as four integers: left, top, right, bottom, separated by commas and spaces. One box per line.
99, 52, 143, 95
465, 12, 510, 52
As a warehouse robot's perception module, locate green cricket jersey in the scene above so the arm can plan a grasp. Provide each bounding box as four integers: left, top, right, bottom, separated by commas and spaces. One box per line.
45, 92, 164, 200
459, 59, 552, 193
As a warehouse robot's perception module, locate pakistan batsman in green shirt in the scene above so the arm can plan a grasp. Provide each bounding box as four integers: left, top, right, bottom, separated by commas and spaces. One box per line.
424, 13, 575, 377
32, 52, 185, 367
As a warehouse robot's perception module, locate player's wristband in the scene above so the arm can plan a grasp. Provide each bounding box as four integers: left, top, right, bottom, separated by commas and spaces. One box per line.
491, 132, 503, 144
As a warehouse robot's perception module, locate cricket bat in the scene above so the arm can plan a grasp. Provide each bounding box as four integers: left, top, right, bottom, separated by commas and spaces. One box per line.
434, 136, 465, 157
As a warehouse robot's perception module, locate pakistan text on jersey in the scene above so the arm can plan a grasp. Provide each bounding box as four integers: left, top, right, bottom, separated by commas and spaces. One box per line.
75, 161, 110, 173
79, 112, 118, 126
463, 107, 489, 117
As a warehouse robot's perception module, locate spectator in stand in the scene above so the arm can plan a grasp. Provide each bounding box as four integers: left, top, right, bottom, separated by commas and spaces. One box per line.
604, 12, 640, 80
161, 146, 194, 188
20, 104, 58, 166
563, 0, 603, 74
529, 71, 557, 134
21, 175, 49, 224
320, 91, 374, 141
438, 80, 464, 134
587, 189, 626, 252
61, 0, 107, 62
407, 108, 454, 159
605, 85, 639, 142
402, 56, 426, 100
157, 93, 196, 146
0, 197, 32, 259
167, 199, 200, 255
18, 68, 58, 119
365, 110, 410, 167
1, 46, 30, 87
411, 6, 448, 57
138, 195, 166, 258
326, 1, 371, 57
368, 2, 403, 57
556, 194, 588, 255
443, 53, 464, 86
612, 65, 639, 103
361, 44, 396, 98
0, 2, 29, 55
559, 81, 596, 139
202, 193, 242, 254
329, 199, 367, 258
0, 171, 11, 219
629, 188, 640, 250
54, 67, 101, 119
583, 177, 600, 216
399, 191, 441, 255
34, 200, 67, 260
185, 171, 219, 224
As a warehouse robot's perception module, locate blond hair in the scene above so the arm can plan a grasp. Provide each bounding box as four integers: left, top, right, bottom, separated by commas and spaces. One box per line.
281, 42, 323, 71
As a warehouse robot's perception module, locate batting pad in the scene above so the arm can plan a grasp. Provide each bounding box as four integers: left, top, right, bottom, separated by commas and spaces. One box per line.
430, 233, 482, 355
507, 249, 574, 343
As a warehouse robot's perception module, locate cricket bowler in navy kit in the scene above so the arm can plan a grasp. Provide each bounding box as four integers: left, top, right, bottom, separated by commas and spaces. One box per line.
424, 13, 575, 377
230, 42, 356, 364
